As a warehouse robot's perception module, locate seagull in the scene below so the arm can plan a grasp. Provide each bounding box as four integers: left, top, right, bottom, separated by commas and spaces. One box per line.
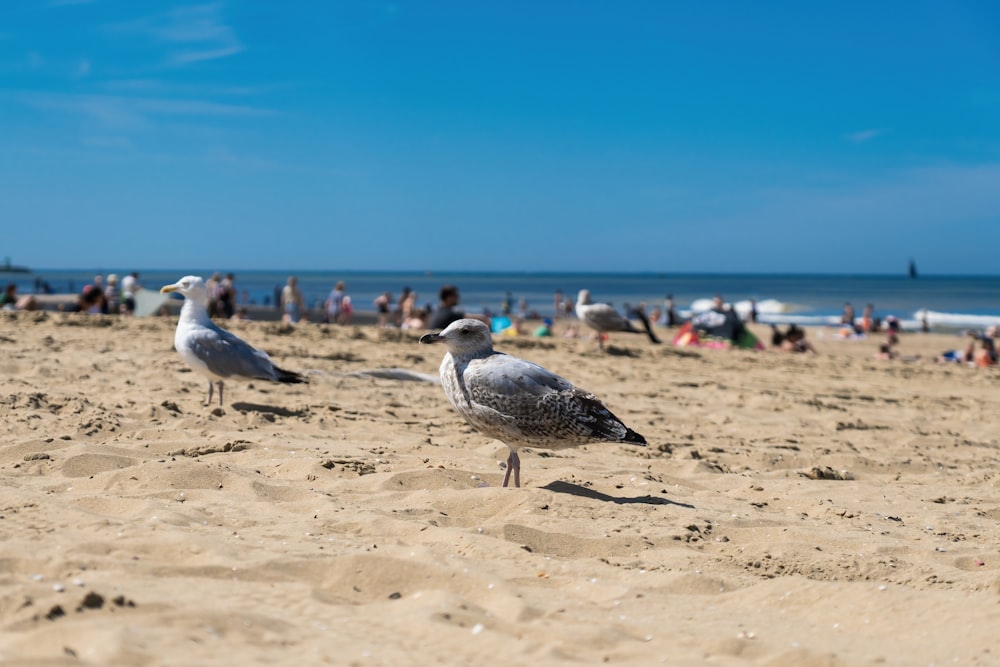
161, 276, 306, 406
420, 318, 646, 487
575, 289, 661, 349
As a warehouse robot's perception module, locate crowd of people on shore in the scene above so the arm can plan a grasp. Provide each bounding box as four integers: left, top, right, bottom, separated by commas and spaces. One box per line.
2, 283, 38, 311
8, 273, 1000, 369
3, 273, 144, 315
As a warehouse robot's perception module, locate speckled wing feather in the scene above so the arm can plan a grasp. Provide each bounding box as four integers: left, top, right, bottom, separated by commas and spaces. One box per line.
454, 352, 642, 448
579, 303, 640, 334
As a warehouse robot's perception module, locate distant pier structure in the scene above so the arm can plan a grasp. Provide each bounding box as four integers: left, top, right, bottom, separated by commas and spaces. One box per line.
1, 257, 30, 273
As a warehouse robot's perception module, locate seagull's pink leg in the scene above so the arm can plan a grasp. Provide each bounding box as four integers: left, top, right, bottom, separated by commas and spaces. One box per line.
502, 451, 521, 488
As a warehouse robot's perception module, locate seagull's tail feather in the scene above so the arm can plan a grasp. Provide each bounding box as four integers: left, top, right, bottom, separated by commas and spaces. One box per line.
623, 427, 647, 446
633, 309, 662, 344
274, 366, 308, 384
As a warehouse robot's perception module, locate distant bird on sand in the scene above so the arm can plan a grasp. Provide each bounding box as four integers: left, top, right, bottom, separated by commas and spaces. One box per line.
420, 318, 646, 487
161, 276, 306, 406
575, 289, 661, 349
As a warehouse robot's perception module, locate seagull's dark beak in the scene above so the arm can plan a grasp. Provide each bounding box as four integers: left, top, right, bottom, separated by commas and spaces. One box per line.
419, 332, 443, 344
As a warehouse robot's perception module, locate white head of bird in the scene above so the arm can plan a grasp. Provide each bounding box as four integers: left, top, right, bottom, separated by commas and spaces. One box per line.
419, 319, 494, 357
161, 276, 208, 304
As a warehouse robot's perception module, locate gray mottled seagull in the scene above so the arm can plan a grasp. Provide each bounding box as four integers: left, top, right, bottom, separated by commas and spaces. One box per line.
420, 318, 646, 487
575, 289, 661, 350
161, 275, 306, 406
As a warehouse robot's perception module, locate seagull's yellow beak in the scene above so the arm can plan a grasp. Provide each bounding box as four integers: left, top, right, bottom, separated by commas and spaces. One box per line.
160, 284, 179, 294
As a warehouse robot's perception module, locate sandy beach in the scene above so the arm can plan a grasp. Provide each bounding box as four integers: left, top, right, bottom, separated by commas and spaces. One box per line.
1, 310, 997, 666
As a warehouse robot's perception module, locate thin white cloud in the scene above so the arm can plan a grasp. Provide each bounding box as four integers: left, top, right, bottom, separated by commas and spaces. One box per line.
846, 128, 885, 143
18, 91, 276, 130
171, 45, 243, 65
98, 78, 278, 97
76, 59, 91, 77
106, 3, 244, 66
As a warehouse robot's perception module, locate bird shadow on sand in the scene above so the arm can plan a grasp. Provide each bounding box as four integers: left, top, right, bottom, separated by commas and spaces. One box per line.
231, 402, 308, 418
541, 480, 694, 508
604, 346, 642, 357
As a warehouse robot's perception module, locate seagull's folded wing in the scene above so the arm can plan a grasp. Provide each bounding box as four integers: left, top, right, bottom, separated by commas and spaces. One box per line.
462, 354, 628, 442
582, 303, 633, 332
182, 327, 278, 381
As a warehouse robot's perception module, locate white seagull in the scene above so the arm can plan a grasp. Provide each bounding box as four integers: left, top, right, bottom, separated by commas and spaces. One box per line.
161, 276, 306, 406
420, 318, 646, 487
575, 289, 661, 350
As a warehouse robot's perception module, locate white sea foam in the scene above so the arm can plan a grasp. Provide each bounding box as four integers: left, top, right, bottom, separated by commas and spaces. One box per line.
683, 299, 1000, 333
913, 310, 1000, 331
689, 298, 801, 316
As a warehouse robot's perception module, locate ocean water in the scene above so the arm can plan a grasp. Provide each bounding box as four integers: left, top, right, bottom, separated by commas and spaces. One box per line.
5, 269, 999, 332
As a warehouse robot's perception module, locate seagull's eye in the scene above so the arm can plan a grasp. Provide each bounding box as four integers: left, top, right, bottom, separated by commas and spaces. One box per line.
461, 327, 470, 335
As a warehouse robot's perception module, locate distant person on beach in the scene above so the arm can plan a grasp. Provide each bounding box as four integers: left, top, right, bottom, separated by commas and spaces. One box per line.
428, 285, 490, 330
374, 291, 393, 327
874, 342, 896, 360
90, 275, 109, 314
841, 302, 855, 328
770, 324, 784, 348
399, 289, 418, 325
325, 281, 346, 324
533, 318, 554, 337
744, 298, 758, 323
973, 334, 997, 366
402, 307, 429, 330
219, 273, 237, 319
395, 287, 412, 324
281, 276, 306, 323
559, 292, 573, 318
874, 330, 919, 361
121, 272, 140, 315
779, 324, 816, 353
2, 283, 38, 311
1, 283, 17, 309
937, 330, 986, 365
340, 295, 354, 325
104, 274, 121, 314
206, 272, 223, 318
73, 284, 104, 314
664, 294, 679, 327
861, 303, 877, 333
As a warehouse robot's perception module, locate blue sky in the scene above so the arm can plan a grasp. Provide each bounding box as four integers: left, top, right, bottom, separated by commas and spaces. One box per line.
2, 1, 999, 274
